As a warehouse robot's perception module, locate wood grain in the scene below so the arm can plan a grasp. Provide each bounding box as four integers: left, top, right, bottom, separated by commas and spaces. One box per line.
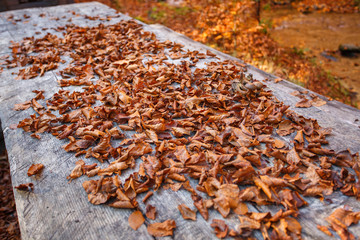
0, 2, 360, 239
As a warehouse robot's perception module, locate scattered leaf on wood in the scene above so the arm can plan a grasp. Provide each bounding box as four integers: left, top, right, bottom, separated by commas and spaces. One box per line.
15, 183, 34, 192
325, 207, 360, 239
27, 163, 44, 176
67, 160, 85, 180
211, 219, 229, 239
146, 204, 156, 220
317, 225, 333, 236
13, 101, 31, 111
128, 210, 145, 231
296, 98, 312, 108
178, 204, 196, 221
147, 220, 176, 237
311, 96, 327, 107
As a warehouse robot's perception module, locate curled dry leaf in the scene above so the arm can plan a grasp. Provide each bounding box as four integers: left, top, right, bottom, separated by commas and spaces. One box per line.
174, 145, 190, 163
27, 163, 44, 176
325, 207, 360, 240
178, 204, 196, 221
67, 160, 85, 180
142, 191, 153, 203
146, 204, 156, 220
15, 183, 34, 192
192, 195, 209, 220
98, 162, 128, 176
147, 220, 176, 237
294, 130, 304, 143
237, 215, 261, 230
276, 120, 295, 136
317, 225, 333, 236
172, 127, 191, 137
312, 96, 327, 107
211, 219, 229, 239
273, 139, 285, 149
13, 101, 31, 111
296, 98, 312, 108
82, 176, 117, 205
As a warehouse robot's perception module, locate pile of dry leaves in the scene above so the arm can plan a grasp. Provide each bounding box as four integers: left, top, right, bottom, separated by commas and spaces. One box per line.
3, 14, 360, 239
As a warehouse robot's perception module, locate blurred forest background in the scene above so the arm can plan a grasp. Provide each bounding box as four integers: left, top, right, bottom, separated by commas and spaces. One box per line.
75, 0, 360, 108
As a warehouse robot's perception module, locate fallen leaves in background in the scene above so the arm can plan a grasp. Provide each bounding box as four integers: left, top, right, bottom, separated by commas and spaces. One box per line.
86, 0, 358, 107
295, 0, 359, 13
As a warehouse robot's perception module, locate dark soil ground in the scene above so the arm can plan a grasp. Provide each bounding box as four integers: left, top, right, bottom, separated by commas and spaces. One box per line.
0, 125, 20, 240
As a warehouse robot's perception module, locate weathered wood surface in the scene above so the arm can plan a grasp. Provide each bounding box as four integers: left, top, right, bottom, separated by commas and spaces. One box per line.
0, 2, 360, 240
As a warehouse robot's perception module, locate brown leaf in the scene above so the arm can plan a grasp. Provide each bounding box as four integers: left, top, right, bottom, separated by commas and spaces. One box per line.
237, 215, 260, 230
142, 155, 162, 179
211, 219, 229, 239
178, 204, 196, 221
109, 200, 135, 209
273, 139, 285, 149
276, 120, 295, 136
15, 183, 34, 191
286, 148, 301, 165
145, 129, 158, 142
326, 208, 360, 227
295, 98, 312, 108
143, 119, 166, 132
294, 130, 304, 143
174, 145, 190, 163
142, 191, 153, 203
13, 101, 31, 111
82, 177, 114, 205
128, 141, 153, 157
147, 220, 176, 237
128, 210, 145, 231
171, 127, 191, 137
27, 163, 44, 176
67, 160, 85, 180
146, 204, 156, 220
317, 225, 333, 236
98, 162, 128, 176
254, 178, 273, 201
192, 195, 209, 220
312, 96, 327, 107
88, 192, 109, 205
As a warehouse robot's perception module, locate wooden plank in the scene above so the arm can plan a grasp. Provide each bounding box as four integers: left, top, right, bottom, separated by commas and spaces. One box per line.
0, 2, 359, 240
